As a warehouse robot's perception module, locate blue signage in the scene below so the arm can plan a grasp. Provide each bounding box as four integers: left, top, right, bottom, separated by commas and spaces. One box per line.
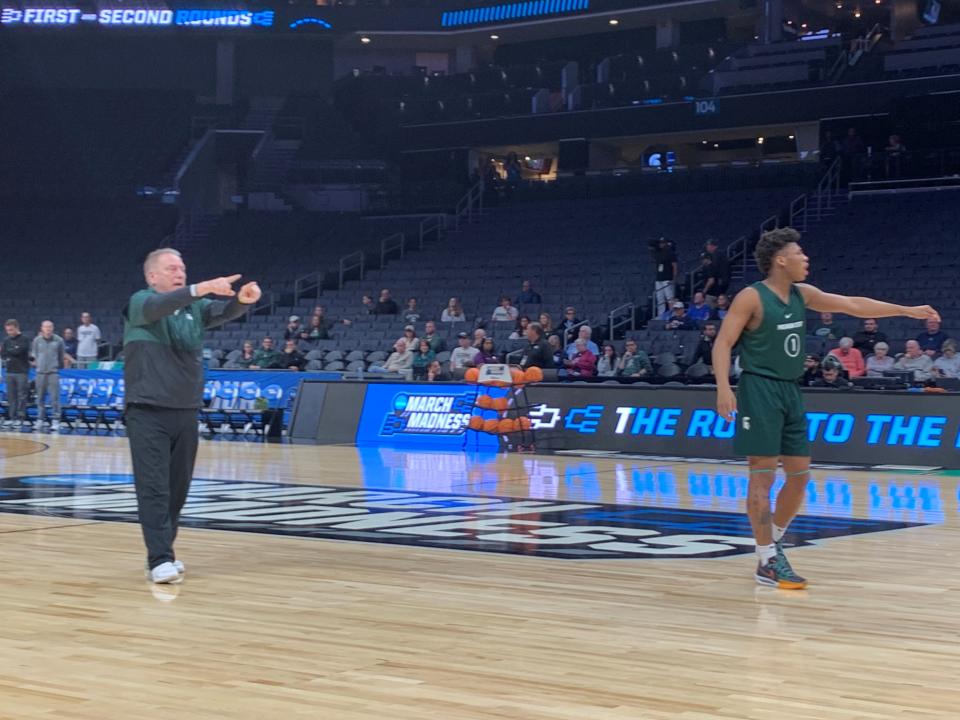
356, 382, 501, 450
441, 0, 590, 28
0, 6, 274, 27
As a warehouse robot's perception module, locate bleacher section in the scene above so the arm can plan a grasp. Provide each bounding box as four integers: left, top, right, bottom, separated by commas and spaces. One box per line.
885, 23, 960, 74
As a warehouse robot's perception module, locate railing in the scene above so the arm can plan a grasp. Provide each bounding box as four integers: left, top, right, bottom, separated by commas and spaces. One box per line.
608, 302, 635, 340
789, 193, 808, 232
338, 251, 365, 289
380, 233, 406, 268
418, 214, 447, 250
293, 270, 323, 302
453, 181, 483, 231
250, 291, 275, 316
849, 23, 883, 67
812, 157, 841, 219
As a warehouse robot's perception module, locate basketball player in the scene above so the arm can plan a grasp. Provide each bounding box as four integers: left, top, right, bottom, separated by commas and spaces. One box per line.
712, 228, 938, 589
124, 248, 261, 584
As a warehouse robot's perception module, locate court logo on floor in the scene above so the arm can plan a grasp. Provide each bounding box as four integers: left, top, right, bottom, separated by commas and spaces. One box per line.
0, 474, 929, 559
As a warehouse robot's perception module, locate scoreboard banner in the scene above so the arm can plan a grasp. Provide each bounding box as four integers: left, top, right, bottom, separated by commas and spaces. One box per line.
294, 380, 960, 468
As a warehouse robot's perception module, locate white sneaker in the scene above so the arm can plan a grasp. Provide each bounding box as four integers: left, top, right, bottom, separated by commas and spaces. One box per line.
51, 421, 60, 432
148, 562, 183, 584
173, 560, 185, 574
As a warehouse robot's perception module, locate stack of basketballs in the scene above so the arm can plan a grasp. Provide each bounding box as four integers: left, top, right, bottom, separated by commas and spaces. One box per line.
463, 366, 543, 436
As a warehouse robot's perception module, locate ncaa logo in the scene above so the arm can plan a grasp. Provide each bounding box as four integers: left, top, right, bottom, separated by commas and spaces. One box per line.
784, 333, 801, 358
741, 416, 751, 430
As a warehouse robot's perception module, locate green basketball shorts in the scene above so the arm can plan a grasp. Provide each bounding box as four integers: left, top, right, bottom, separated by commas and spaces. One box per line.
733, 372, 810, 458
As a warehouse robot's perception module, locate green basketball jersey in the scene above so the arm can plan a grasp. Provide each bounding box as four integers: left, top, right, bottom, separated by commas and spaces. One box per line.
739, 282, 806, 381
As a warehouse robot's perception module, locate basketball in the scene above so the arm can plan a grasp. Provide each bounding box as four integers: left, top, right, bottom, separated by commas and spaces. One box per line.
519, 416, 532, 430
482, 418, 499, 434
492, 396, 509, 411
510, 368, 525, 385
524, 366, 544, 384
475, 394, 492, 409
498, 418, 516, 434
464, 367, 480, 383
468, 416, 484, 431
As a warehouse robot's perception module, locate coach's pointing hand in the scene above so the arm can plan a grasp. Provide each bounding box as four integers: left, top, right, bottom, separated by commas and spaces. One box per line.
196, 274, 242, 297
238, 281, 262, 305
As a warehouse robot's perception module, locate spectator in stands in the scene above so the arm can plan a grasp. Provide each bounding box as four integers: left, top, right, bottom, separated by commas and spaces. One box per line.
560, 307, 581, 340
813, 312, 845, 340
651, 237, 678, 317
403, 298, 421, 325
916, 318, 948, 357
842, 127, 865, 181
77, 311, 101, 369
538, 312, 556, 339
801, 354, 821, 386
819, 130, 841, 168
829, 337, 865, 378
519, 323, 553, 370
596, 344, 618, 377
476, 338, 500, 365
691, 322, 718, 366
866, 342, 895, 377
548, 335, 564, 368
509, 316, 531, 340
422, 321, 445, 353
566, 326, 599, 359
31, 320, 65, 432
516, 280, 542, 307
885, 134, 906, 179
426, 360, 450, 382
492, 296, 519, 322
812, 356, 850, 389
441, 297, 466, 323
360, 295, 376, 315
280, 339, 306, 371
250, 337, 282, 370
853, 318, 886, 356
449, 332, 480, 372
703, 238, 730, 300
472, 328, 487, 349
663, 301, 696, 331
302, 315, 330, 343
411, 339, 435, 381
687, 292, 711, 324
1, 319, 30, 429
617, 339, 652, 378
711, 294, 730, 321
372, 288, 399, 315
504, 153, 522, 184
933, 340, 960, 379
62, 327, 78, 366
564, 339, 596, 379
369, 339, 414, 380
895, 340, 934, 382
234, 341, 256, 369
397, 325, 419, 353
283, 315, 302, 341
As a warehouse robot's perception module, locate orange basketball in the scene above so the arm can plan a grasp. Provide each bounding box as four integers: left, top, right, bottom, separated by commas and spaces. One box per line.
482, 419, 500, 434
475, 394, 492, 409
464, 368, 480, 383
492, 396, 509, 411
519, 416, 532, 430
510, 368, 525, 385
523, 366, 544, 384
468, 416, 484, 431
498, 418, 516, 434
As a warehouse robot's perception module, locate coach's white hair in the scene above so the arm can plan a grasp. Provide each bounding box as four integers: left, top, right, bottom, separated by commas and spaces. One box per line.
143, 247, 182, 278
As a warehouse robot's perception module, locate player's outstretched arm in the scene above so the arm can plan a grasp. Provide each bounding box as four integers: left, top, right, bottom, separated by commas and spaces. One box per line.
713, 288, 759, 422
797, 284, 939, 322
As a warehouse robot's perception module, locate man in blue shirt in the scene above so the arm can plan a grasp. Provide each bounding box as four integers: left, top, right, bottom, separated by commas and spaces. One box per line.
687, 292, 711, 323
916, 318, 948, 357
565, 325, 599, 359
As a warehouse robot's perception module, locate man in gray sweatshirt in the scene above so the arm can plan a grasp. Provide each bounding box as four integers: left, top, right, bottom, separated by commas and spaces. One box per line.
32, 320, 66, 432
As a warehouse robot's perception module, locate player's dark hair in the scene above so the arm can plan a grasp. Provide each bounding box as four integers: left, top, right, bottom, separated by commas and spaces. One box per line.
754, 227, 801, 276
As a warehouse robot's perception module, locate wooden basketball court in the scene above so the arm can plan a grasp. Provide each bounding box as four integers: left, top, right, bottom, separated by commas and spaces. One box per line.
0, 434, 957, 719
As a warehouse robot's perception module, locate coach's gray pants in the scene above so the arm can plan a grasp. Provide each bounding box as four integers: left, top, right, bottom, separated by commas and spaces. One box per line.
35, 372, 61, 423
5, 372, 28, 422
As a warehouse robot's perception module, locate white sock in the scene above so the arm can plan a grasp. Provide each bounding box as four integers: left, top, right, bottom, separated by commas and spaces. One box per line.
756, 543, 776, 564
773, 523, 788, 542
